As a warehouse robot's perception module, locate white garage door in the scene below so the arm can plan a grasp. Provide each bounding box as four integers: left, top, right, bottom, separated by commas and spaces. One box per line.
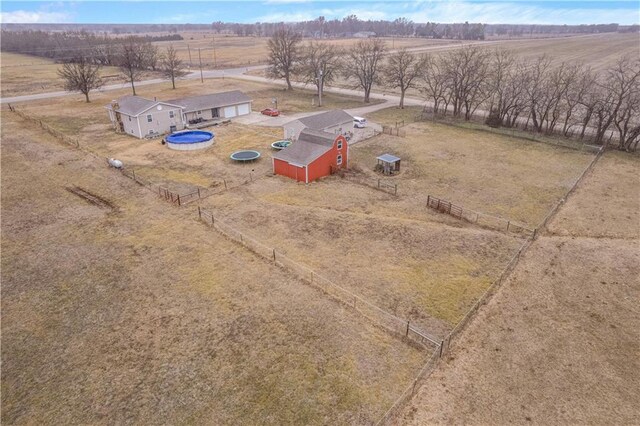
224, 106, 237, 118
237, 103, 250, 116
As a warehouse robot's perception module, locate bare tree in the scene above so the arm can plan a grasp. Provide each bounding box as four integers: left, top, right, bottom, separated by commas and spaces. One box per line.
419, 54, 451, 116
345, 38, 386, 103
441, 46, 491, 120
267, 28, 302, 90
57, 56, 104, 102
298, 41, 340, 106
160, 45, 188, 89
117, 37, 154, 96
382, 49, 425, 109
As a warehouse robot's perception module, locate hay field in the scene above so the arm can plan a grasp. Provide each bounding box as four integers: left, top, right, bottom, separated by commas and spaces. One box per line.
351, 113, 595, 226
1, 113, 427, 425
401, 150, 640, 425
197, 176, 524, 336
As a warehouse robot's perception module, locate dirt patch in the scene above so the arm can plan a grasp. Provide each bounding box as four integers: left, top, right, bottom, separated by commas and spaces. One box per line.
65, 186, 116, 210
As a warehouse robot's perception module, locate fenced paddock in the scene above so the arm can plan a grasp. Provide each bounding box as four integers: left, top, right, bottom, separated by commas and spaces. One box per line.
197, 206, 441, 351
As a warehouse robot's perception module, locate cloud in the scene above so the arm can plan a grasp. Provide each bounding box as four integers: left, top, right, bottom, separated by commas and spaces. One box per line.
254, 11, 320, 22
0, 10, 72, 23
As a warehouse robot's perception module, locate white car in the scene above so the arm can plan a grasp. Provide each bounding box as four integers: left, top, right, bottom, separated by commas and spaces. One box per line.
353, 116, 367, 128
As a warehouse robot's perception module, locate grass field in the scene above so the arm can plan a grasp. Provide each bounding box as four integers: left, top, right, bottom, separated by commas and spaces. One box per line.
1, 52, 127, 98
351, 113, 595, 226
1, 113, 428, 424
402, 150, 640, 425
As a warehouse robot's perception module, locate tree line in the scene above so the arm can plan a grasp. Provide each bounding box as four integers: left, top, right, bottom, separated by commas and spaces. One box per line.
267, 29, 640, 151
0, 30, 182, 63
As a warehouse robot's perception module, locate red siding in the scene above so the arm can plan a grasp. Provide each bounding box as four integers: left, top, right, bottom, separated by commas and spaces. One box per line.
273, 134, 348, 183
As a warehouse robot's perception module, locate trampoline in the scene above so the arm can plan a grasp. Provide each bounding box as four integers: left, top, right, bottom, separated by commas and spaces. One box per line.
271, 140, 292, 150
165, 130, 214, 151
230, 150, 261, 162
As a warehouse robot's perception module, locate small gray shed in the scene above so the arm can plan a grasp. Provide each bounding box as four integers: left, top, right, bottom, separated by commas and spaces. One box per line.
376, 154, 401, 175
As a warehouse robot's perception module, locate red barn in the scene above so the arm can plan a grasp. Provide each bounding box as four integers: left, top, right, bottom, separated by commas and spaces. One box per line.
272, 129, 348, 183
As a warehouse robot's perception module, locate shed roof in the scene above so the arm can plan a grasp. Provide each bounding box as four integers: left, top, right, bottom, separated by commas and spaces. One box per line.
167, 90, 251, 112
272, 129, 337, 166
297, 109, 354, 130
377, 153, 401, 163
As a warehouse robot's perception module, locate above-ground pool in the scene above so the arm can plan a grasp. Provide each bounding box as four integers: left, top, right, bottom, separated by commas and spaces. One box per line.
165, 130, 214, 151
230, 150, 261, 162
271, 140, 292, 150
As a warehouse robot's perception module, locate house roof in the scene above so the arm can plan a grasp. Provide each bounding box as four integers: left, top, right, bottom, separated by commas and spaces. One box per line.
272, 129, 338, 166
105, 95, 158, 116
377, 153, 401, 163
297, 110, 354, 130
167, 90, 251, 113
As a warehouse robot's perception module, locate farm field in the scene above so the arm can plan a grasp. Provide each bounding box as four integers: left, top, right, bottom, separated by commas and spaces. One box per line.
0, 113, 427, 425
1, 52, 132, 98
350, 113, 595, 226
401, 151, 640, 425
152, 34, 460, 68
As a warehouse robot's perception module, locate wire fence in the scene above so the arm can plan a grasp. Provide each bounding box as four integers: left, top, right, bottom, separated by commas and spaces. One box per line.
426, 194, 536, 238
196, 206, 441, 351
10, 106, 81, 149
344, 175, 399, 196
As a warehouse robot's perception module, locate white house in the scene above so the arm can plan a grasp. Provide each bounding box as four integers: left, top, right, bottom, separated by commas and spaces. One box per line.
283, 110, 354, 141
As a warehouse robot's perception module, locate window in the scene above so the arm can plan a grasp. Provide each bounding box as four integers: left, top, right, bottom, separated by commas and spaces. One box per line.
128, 116, 131, 122
337, 154, 343, 166
147, 114, 152, 123
148, 129, 154, 135
169, 110, 174, 119
337, 140, 343, 150
197, 110, 202, 115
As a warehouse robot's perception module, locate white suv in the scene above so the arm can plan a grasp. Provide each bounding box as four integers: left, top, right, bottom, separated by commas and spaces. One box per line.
353, 117, 367, 128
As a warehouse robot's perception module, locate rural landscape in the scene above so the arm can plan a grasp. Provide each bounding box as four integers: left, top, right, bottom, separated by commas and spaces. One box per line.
1, 1, 639, 424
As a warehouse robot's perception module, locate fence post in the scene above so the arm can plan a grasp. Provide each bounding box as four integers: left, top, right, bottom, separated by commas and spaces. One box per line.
273, 249, 276, 262
427, 195, 430, 207
132, 170, 136, 181
198, 206, 202, 220
377, 178, 381, 189
439, 340, 444, 358
177, 194, 181, 206
506, 220, 510, 232
394, 184, 397, 196
406, 321, 410, 337
223, 179, 227, 190
250, 172, 253, 182
197, 187, 201, 198
212, 215, 215, 226
475, 213, 479, 223
532, 228, 537, 240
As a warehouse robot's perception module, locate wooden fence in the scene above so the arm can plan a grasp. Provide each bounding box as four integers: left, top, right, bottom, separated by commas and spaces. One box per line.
426, 194, 535, 238
381, 126, 406, 137
197, 206, 441, 351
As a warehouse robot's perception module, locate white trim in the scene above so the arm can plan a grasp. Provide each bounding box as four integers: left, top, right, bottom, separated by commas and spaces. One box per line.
305, 165, 309, 183
136, 117, 142, 139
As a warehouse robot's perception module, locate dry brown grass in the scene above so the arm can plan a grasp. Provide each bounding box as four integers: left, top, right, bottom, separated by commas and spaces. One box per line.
1, 52, 125, 97
350, 117, 595, 226
1, 113, 427, 425
401, 151, 640, 425
197, 176, 524, 336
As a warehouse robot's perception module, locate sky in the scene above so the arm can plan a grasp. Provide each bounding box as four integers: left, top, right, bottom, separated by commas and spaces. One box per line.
1, 1, 639, 25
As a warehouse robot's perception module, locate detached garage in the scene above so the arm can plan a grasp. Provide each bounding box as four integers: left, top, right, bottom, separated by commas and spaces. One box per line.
272, 129, 349, 183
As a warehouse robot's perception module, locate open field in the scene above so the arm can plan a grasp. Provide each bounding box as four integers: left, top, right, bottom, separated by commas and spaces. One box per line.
1, 113, 428, 424
153, 34, 460, 68
350, 115, 595, 226
401, 151, 640, 424
198, 177, 524, 336
0, 52, 133, 98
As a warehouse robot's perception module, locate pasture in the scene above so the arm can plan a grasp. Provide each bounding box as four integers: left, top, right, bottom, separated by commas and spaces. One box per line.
1, 113, 427, 425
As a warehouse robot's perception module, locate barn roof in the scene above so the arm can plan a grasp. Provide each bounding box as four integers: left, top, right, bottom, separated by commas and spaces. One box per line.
167, 90, 251, 113
272, 129, 337, 166
297, 109, 354, 130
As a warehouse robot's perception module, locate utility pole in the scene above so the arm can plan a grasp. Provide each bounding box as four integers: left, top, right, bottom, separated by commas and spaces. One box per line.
212, 35, 217, 68
198, 48, 204, 83
187, 44, 192, 66
317, 69, 324, 107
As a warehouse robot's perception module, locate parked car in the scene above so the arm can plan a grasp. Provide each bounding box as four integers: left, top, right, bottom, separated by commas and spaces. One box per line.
261, 108, 280, 117
353, 116, 367, 128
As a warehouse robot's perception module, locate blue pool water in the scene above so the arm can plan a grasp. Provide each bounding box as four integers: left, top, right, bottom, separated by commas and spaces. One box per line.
166, 131, 214, 144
